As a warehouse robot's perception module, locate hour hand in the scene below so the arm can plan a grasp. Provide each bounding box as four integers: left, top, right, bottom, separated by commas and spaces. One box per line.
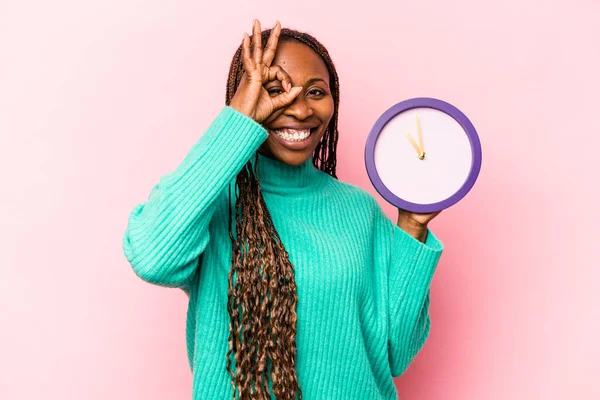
405, 131, 426, 160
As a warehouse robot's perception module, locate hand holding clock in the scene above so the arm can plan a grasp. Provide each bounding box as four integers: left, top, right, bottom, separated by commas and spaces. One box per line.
396, 207, 442, 242
399, 114, 442, 241
365, 98, 482, 242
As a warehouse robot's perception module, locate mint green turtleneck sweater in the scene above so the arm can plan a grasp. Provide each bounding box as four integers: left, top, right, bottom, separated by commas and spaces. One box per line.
122, 106, 444, 399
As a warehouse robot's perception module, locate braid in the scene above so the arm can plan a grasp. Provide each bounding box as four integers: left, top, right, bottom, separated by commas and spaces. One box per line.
224, 27, 340, 399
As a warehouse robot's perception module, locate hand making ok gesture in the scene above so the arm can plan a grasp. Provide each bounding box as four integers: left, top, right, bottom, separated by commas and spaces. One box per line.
230, 19, 302, 123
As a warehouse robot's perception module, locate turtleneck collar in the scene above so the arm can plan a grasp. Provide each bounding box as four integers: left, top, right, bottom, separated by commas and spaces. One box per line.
250, 151, 325, 193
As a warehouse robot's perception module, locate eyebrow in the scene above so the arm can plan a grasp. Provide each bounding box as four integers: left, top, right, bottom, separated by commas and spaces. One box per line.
267, 77, 329, 87
305, 77, 328, 86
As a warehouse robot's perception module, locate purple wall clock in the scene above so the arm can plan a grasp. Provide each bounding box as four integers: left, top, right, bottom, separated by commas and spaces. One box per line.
364, 97, 482, 213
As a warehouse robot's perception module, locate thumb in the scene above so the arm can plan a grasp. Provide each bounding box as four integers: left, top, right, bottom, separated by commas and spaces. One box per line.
271, 86, 302, 110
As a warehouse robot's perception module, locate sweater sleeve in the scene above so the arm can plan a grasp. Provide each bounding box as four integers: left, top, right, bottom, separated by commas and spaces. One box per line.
383, 211, 444, 377
122, 106, 268, 290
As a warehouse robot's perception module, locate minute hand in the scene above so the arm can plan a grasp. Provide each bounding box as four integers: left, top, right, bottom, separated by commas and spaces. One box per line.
416, 114, 424, 155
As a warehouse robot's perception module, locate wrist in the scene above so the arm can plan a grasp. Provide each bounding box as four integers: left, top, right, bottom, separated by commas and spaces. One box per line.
396, 214, 428, 242
229, 102, 251, 118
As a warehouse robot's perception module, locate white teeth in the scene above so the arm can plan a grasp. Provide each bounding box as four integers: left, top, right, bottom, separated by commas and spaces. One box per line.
272, 128, 312, 142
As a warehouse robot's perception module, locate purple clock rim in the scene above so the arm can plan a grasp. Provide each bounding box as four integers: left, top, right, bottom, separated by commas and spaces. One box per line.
364, 97, 483, 213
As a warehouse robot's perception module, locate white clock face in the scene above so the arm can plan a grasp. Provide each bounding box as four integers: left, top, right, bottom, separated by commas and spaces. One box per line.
374, 107, 473, 205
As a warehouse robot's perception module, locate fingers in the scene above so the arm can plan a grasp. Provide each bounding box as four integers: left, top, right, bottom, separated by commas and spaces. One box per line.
244, 19, 281, 72
251, 19, 263, 65
241, 32, 254, 73
262, 21, 281, 67
271, 86, 302, 111
266, 64, 301, 111
266, 65, 293, 91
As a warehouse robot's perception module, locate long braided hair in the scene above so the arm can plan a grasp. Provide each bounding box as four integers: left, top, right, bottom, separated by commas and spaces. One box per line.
223, 27, 340, 399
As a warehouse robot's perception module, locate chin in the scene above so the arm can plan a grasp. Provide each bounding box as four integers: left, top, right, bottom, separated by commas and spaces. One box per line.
283, 153, 312, 166
260, 137, 321, 166
268, 149, 313, 166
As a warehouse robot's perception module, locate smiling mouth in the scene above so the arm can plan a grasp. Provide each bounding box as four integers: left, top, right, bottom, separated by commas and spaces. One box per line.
268, 127, 318, 143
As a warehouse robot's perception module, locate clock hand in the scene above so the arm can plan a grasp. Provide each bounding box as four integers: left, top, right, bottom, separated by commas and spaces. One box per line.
416, 114, 424, 154
405, 131, 426, 160
405, 131, 421, 153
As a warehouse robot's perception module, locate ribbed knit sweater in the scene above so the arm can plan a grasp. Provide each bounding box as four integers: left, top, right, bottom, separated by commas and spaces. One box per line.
122, 106, 444, 399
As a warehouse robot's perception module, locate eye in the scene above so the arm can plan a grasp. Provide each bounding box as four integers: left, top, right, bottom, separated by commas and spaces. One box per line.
307, 88, 326, 97
267, 87, 284, 96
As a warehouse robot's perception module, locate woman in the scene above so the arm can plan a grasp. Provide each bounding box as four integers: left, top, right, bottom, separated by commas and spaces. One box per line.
123, 19, 444, 400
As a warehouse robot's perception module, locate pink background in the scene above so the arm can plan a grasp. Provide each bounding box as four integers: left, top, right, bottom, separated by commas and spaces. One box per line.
1, 0, 599, 399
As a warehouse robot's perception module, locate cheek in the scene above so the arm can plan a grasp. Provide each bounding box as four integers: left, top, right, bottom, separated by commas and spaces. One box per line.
317, 102, 334, 129
319, 99, 334, 120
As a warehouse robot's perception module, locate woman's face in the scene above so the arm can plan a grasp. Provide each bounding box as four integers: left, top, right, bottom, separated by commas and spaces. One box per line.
259, 40, 335, 166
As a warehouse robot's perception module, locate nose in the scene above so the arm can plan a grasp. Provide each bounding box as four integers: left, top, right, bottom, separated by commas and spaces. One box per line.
282, 93, 314, 120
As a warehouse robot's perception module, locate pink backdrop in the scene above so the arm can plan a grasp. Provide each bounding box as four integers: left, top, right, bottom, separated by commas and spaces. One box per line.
1, 0, 599, 398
